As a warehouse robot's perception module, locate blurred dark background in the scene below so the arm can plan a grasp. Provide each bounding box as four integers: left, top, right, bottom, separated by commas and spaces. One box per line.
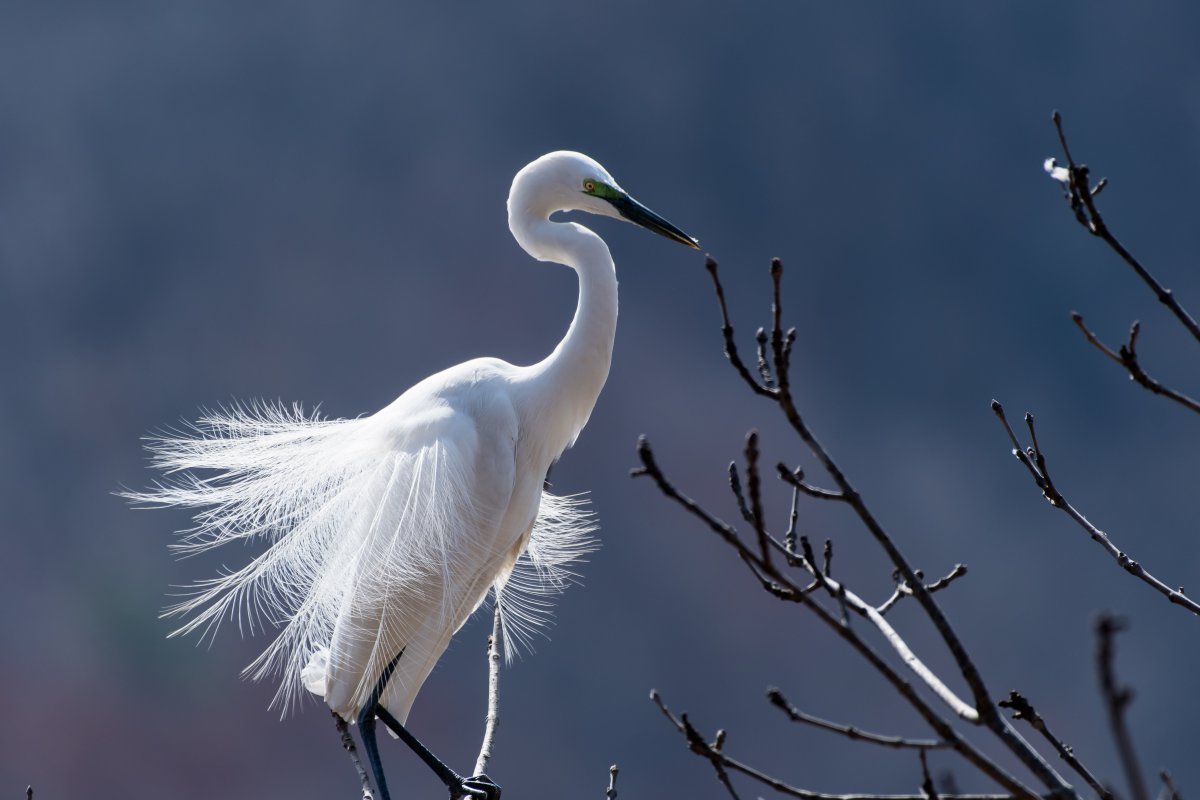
3, 2, 1200, 798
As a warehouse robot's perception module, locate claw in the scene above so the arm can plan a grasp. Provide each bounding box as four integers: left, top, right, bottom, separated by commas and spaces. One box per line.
458, 774, 502, 800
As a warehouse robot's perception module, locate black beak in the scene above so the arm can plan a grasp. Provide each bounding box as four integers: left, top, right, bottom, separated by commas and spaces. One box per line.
608, 194, 700, 249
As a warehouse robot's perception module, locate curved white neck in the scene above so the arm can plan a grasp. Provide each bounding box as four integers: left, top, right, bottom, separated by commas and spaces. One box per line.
512, 217, 618, 455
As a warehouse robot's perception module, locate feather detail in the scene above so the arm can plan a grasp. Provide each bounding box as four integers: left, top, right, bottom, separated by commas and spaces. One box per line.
125, 400, 594, 717
493, 492, 598, 661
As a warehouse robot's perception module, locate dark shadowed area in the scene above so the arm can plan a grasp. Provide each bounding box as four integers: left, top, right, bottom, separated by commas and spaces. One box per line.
3, 3, 1199, 798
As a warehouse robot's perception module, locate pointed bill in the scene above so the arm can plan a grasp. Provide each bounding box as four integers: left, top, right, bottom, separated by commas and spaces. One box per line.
609, 194, 700, 249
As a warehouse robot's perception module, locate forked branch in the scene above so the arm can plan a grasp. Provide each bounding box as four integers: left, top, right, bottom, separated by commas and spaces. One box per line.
991, 402, 1200, 617
1069, 314, 1200, 415
1048, 111, 1200, 344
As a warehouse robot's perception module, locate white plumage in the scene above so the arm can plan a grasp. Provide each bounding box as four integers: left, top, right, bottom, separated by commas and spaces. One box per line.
128, 151, 698, 741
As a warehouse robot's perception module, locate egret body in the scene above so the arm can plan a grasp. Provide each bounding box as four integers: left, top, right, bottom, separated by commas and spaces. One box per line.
129, 151, 698, 798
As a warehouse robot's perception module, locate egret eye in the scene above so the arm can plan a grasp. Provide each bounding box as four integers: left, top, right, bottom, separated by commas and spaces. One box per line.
583, 180, 596, 193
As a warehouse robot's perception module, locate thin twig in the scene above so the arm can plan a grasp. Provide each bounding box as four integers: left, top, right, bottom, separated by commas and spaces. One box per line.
1158, 772, 1181, 800
998, 692, 1112, 800
921, 749, 939, 800
1096, 615, 1148, 800
784, 476, 801, 563
335, 711, 375, 800
757, 327, 775, 389
706, 256, 773, 397
1070, 313, 1200, 415
877, 565, 969, 616
768, 688, 947, 750
650, 693, 741, 800
1050, 111, 1200, 344
729, 463, 756, 526
745, 431, 770, 564
651, 691, 1032, 800
777, 463, 844, 501
992, 401, 1200, 617
473, 604, 503, 777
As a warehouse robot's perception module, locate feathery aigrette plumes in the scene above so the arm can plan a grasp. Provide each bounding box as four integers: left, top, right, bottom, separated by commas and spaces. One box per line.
127, 400, 595, 716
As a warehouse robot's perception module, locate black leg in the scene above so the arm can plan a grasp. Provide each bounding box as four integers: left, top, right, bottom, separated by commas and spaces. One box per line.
365, 650, 503, 800
355, 648, 407, 800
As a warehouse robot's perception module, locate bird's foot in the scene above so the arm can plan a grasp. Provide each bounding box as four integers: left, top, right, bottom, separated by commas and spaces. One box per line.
454, 774, 501, 800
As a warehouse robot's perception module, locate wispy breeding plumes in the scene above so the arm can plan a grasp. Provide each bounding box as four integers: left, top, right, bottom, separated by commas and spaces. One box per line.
125, 400, 596, 716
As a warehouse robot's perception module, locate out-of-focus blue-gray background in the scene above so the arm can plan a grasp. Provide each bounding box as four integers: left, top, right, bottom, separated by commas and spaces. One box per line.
3, 3, 1199, 797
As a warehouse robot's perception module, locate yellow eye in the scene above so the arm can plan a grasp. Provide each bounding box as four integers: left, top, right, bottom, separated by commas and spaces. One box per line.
583, 180, 595, 192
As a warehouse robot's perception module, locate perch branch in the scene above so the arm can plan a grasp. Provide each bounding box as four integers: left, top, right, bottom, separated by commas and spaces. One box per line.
473, 604, 503, 777
334, 711, 375, 800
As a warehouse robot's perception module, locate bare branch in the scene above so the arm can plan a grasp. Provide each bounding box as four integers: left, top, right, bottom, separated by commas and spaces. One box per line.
1050, 111, 1200, 344
473, 604, 503, 777
768, 687, 948, 750
636, 439, 1045, 800
1070, 313, 1200, 415
640, 259, 1076, 798
651, 691, 1035, 800
878, 565, 969, 616
745, 431, 771, 564
1096, 615, 1148, 800
992, 401, 1200, 617
728, 462, 756, 526
998, 692, 1112, 800
757, 327, 775, 389
784, 475, 801, 561
777, 462, 844, 501
706, 256, 774, 397
921, 749, 939, 800
1158, 772, 1181, 800
334, 710, 375, 800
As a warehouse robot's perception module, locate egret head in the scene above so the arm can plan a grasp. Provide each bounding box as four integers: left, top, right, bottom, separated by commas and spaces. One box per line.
509, 151, 700, 251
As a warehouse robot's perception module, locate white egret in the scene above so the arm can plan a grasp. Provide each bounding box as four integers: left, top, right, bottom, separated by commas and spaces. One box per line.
128, 151, 699, 800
